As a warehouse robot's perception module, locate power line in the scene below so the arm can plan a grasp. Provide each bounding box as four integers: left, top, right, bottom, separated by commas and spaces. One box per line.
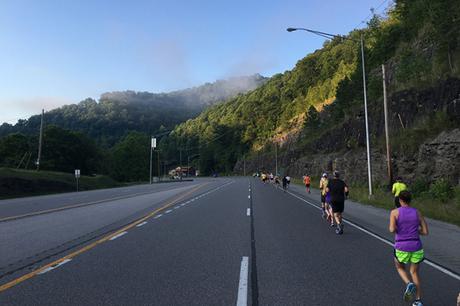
355, 0, 393, 29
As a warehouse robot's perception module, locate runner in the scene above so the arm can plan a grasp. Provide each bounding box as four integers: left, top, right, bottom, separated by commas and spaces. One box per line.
274, 175, 280, 188
325, 190, 335, 227
261, 173, 267, 184
392, 177, 408, 208
269, 173, 274, 184
389, 190, 428, 305
326, 171, 348, 235
303, 174, 311, 193
285, 174, 291, 189
319, 173, 328, 218
282, 176, 288, 192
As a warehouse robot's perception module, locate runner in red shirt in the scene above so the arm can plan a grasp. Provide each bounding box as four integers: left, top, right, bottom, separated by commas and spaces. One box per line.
303, 174, 311, 194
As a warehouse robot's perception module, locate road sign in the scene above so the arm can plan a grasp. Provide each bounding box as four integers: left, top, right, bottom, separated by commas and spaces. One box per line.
75, 169, 80, 178
151, 137, 157, 149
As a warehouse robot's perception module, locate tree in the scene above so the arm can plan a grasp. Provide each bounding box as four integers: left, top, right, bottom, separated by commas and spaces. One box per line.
0, 133, 31, 168
109, 132, 150, 181
40, 125, 102, 174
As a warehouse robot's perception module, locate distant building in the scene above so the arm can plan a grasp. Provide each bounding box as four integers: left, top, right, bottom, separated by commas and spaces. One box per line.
169, 166, 196, 178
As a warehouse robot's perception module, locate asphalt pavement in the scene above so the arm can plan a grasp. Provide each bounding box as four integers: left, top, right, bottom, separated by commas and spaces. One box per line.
0, 177, 458, 305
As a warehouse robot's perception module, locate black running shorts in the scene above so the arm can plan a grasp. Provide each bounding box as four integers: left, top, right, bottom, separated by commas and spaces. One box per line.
321, 194, 326, 203
330, 200, 344, 213
394, 196, 401, 208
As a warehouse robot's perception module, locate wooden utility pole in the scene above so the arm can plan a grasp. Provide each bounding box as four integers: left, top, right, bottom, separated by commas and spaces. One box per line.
36, 109, 44, 171
382, 64, 392, 185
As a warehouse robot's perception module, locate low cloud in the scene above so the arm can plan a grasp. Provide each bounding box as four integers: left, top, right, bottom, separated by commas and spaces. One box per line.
0, 96, 73, 124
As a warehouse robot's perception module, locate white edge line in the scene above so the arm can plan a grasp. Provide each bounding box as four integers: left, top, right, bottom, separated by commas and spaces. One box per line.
246, 208, 251, 216
109, 231, 127, 241
38, 259, 72, 275
136, 221, 148, 227
285, 190, 460, 281
236, 256, 249, 306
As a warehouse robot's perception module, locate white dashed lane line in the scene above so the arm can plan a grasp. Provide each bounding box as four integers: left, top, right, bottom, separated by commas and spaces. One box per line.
236, 256, 249, 306
136, 221, 148, 227
246, 208, 251, 216
37, 259, 72, 275
109, 231, 127, 241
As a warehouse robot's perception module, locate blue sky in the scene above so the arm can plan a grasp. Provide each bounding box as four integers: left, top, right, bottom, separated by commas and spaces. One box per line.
0, 0, 390, 123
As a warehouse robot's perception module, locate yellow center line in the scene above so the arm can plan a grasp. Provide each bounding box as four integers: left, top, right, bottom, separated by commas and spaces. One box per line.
0, 183, 207, 293
0, 184, 200, 222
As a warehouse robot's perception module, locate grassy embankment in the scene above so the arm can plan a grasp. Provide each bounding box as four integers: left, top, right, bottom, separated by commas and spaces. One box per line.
292, 177, 460, 226
0, 167, 121, 199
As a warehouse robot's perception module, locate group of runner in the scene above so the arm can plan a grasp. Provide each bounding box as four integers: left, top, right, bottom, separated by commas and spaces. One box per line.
259, 169, 428, 305
308, 171, 349, 235
260, 172, 291, 191
304, 172, 426, 305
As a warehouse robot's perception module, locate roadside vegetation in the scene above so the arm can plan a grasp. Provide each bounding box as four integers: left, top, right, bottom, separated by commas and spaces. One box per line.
293, 177, 460, 226
0, 168, 120, 199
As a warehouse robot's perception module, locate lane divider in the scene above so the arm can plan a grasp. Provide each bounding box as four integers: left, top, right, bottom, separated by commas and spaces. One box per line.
246, 208, 251, 216
37, 259, 72, 275
283, 187, 460, 282
108, 231, 127, 241
236, 256, 249, 306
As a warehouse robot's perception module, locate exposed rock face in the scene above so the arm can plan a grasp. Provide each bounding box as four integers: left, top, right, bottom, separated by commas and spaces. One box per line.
415, 129, 460, 185
235, 128, 460, 186
235, 79, 460, 186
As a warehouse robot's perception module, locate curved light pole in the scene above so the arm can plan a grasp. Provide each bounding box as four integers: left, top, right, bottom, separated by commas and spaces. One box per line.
287, 27, 373, 196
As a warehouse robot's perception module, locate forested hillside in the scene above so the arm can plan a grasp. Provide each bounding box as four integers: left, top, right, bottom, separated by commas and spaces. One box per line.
0, 75, 266, 180
161, 0, 460, 180
0, 75, 266, 147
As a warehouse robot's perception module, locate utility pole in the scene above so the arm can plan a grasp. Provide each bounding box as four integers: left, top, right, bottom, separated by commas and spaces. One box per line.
157, 150, 161, 181
179, 149, 182, 180
361, 34, 373, 196
287, 27, 373, 196
275, 143, 278, 175
36, 109, 44, 171
382, 64, 392, 186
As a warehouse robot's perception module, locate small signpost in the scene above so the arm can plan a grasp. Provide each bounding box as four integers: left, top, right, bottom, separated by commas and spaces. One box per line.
150, 137, 157, 184
75, 169, 80, 192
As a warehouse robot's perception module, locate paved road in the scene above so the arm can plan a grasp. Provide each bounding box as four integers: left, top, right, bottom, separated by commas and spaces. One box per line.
0, 177, 458, 305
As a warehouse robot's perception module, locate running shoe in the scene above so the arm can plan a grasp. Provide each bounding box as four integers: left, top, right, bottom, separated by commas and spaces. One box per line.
403, 282, 416, 302
336, 224, 344, 235
412, 300, 423, 306
330, 223, 335, 227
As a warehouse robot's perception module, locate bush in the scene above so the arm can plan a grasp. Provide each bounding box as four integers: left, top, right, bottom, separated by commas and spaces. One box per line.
411, 178, 430, 198
429, 179, 454, 202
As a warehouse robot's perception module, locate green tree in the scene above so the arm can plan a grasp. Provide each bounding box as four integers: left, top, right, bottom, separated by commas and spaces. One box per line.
110, 132, 150, 181
0, 133, 32, 167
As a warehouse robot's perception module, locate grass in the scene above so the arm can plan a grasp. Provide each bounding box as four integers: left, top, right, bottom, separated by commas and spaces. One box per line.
0, 167, 121, 199
292, 177, 460, 226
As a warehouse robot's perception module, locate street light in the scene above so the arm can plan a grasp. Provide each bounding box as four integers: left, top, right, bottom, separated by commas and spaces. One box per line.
287, 27, 373, 196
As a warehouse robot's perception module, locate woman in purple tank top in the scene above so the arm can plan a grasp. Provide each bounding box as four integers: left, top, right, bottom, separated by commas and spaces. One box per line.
389, 190, 429, 306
